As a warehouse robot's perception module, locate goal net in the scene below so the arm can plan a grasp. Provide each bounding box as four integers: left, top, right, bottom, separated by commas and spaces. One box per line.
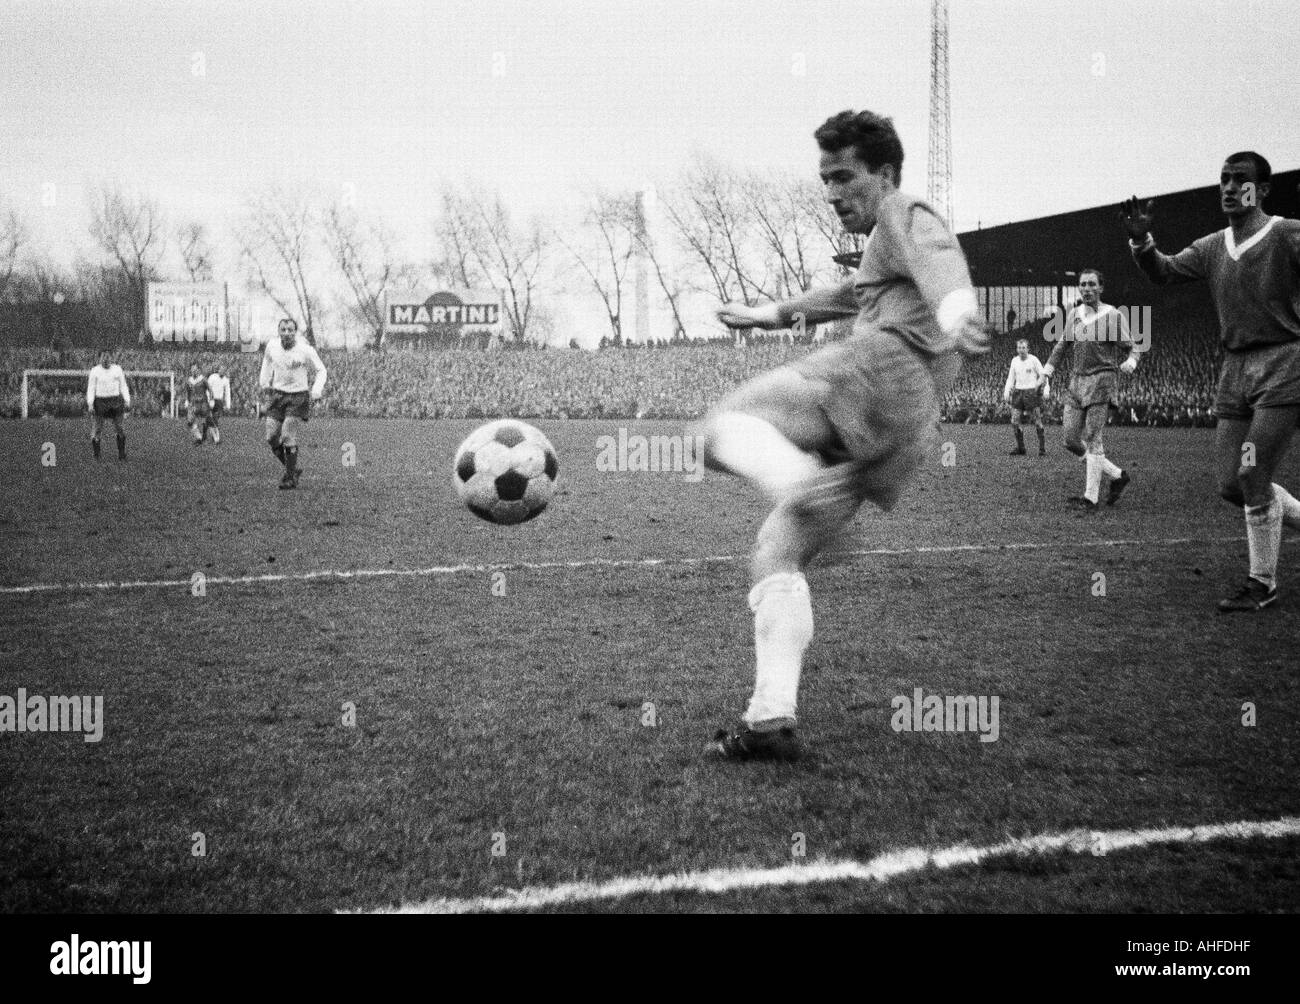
20, 370, 178, 419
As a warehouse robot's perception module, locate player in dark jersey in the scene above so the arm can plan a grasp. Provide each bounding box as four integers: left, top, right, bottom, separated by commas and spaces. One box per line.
185, 364, 212, 446
696, 110, 989, 761
1042, 269, 1139, 508
1124, 151, 1300, 611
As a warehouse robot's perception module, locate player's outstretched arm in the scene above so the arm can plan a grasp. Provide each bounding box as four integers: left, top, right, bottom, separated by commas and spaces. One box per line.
718, 277, 858, 332
1121, 195, 1205, 286
307, 344, 328, 401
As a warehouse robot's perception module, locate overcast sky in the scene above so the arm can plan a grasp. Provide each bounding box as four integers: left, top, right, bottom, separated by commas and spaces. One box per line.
3, 0, 1298, 269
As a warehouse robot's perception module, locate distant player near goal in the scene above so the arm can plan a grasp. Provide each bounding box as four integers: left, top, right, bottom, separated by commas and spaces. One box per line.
206, 366, 231, 445
85, 349, 130, 461
185, 364, 212, 446
1042, 269, 1138, 509
260, 318, 326, 490
1123, 151, 1300, 612
1003, 337, 1047, 456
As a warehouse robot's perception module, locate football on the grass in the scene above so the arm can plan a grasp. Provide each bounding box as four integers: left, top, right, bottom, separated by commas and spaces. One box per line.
453, 419, 559, 524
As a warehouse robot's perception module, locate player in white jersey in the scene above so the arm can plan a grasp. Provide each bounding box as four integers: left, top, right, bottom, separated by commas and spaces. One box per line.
259, 318, 327, 489
85, 349, 130, 461
1123, 151, 1300, 611
1003, 338, 1048, 456
698, 110, 989, 760
205, 366, 231, 445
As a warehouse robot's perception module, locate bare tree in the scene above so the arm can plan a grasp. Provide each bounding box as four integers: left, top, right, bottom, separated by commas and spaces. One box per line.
176, 221, 215, 282
236, 183, 321, 344
556, 189, 638, 341
322, 200, 411, 348
87, 182, 165, 328
433, 185, 549, 342
0, 207, 29, 303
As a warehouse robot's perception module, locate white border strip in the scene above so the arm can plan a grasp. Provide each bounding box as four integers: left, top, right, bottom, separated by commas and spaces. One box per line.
369, 815, 1300, 914
0, 535, 1263, 596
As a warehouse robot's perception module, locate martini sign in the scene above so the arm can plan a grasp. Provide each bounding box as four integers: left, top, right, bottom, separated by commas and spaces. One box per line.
384, 289, 502, 344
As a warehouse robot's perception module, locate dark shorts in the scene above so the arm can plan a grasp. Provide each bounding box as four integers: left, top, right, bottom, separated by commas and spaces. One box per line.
187, 401, 210, 420
208, 403, 224, 423
92, 396, 125, 419
1214, 341, 1300, 420
1064, 371, 1118, 411
780, 332, 959, 511
267, 390, 311, 424
1011, 388, 1042, 412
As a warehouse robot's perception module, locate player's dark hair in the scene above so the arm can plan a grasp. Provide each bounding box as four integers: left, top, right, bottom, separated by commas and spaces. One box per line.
280, 317, 298, 330
1079, 267, 1104, 286
1225, 151, 1271, 184
814, 110, 904, 184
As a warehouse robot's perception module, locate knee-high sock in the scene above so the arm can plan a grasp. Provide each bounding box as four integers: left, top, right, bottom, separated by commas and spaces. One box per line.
115, 433, 125, 459
1245, 500, 1282, 589
92, 437, 101, 459
1100, 455, 1122, 479
743, 572, 812, 728
1273, 483, 1300, 530
283, 445, 298, 475
270, 441, 285, 465
1084, 452, 1103, 503
1013, 426, 1025, 449
709, 413, 822, 503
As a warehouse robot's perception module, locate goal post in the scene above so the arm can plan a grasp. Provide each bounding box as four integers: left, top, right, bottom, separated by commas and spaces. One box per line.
20, 370, 177, 419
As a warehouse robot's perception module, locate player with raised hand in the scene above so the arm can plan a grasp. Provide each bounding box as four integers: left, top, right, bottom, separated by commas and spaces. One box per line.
85, 348, 130, 461
1042, 269, 1138, 508
699, 109, 989, 761
1004, 337, 1048, 456
1123, 152, 1300, 612
259, 318, 327, 490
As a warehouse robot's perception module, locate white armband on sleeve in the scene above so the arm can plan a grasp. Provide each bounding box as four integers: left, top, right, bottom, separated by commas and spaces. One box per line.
937, 288, 978, 335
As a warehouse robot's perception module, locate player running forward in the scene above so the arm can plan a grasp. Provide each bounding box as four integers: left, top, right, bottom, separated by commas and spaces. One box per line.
260, 318, 326, 490
86, 349, 130, 461
205, 365, 231, 445
697, 109, 990, 761
1042, 269, 1138, 509
1123, 152, 1300, 612
1003, 337, 1048, 455
184, 364, 212, 446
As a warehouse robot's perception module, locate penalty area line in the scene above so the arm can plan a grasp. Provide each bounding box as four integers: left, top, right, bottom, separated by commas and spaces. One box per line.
362, 814, 1300, 914
0, 534, 1274, 596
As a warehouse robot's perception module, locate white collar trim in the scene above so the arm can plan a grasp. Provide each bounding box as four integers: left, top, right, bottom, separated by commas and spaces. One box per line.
1225, 216, 1280, 261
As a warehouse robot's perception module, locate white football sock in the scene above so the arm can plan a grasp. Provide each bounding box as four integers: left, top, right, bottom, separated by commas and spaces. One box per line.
1245, 501, 1282, 589
709, 412, 822, 503
743, 572, 812, 728
1084, 453, 1103, 503
1273, 483, 1300, 529
1101, 456, 1122, 479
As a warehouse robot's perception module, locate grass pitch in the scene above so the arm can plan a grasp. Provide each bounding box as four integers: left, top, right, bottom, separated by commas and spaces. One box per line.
1, 417, 1297, 913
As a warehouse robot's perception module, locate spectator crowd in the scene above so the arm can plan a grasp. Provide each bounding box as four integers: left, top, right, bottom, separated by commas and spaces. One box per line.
0, 311, 1225, 426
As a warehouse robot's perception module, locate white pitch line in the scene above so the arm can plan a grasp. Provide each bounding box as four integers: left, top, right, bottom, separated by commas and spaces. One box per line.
0, 534, 1274, 596
367, 815, 1300, 914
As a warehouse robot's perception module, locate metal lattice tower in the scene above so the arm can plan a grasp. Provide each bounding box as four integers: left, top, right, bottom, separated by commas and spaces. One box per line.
927, 0, 953, 230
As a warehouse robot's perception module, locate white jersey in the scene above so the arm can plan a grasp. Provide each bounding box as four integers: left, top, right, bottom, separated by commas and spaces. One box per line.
207, 373, 231, 408
86, 364, 131, 408
259, 338, 327, 396
1004, 354, 1045, 395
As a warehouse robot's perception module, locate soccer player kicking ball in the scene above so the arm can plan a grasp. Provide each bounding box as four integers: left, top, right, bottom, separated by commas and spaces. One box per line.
205, 366, 231, 445
698, 110, 989, 761
1123, 152, 1300, 612
1003, 337, 1048, 456
1042, 269, 1138, 509
86, 349, 130, 461
260, 318, 326, 490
